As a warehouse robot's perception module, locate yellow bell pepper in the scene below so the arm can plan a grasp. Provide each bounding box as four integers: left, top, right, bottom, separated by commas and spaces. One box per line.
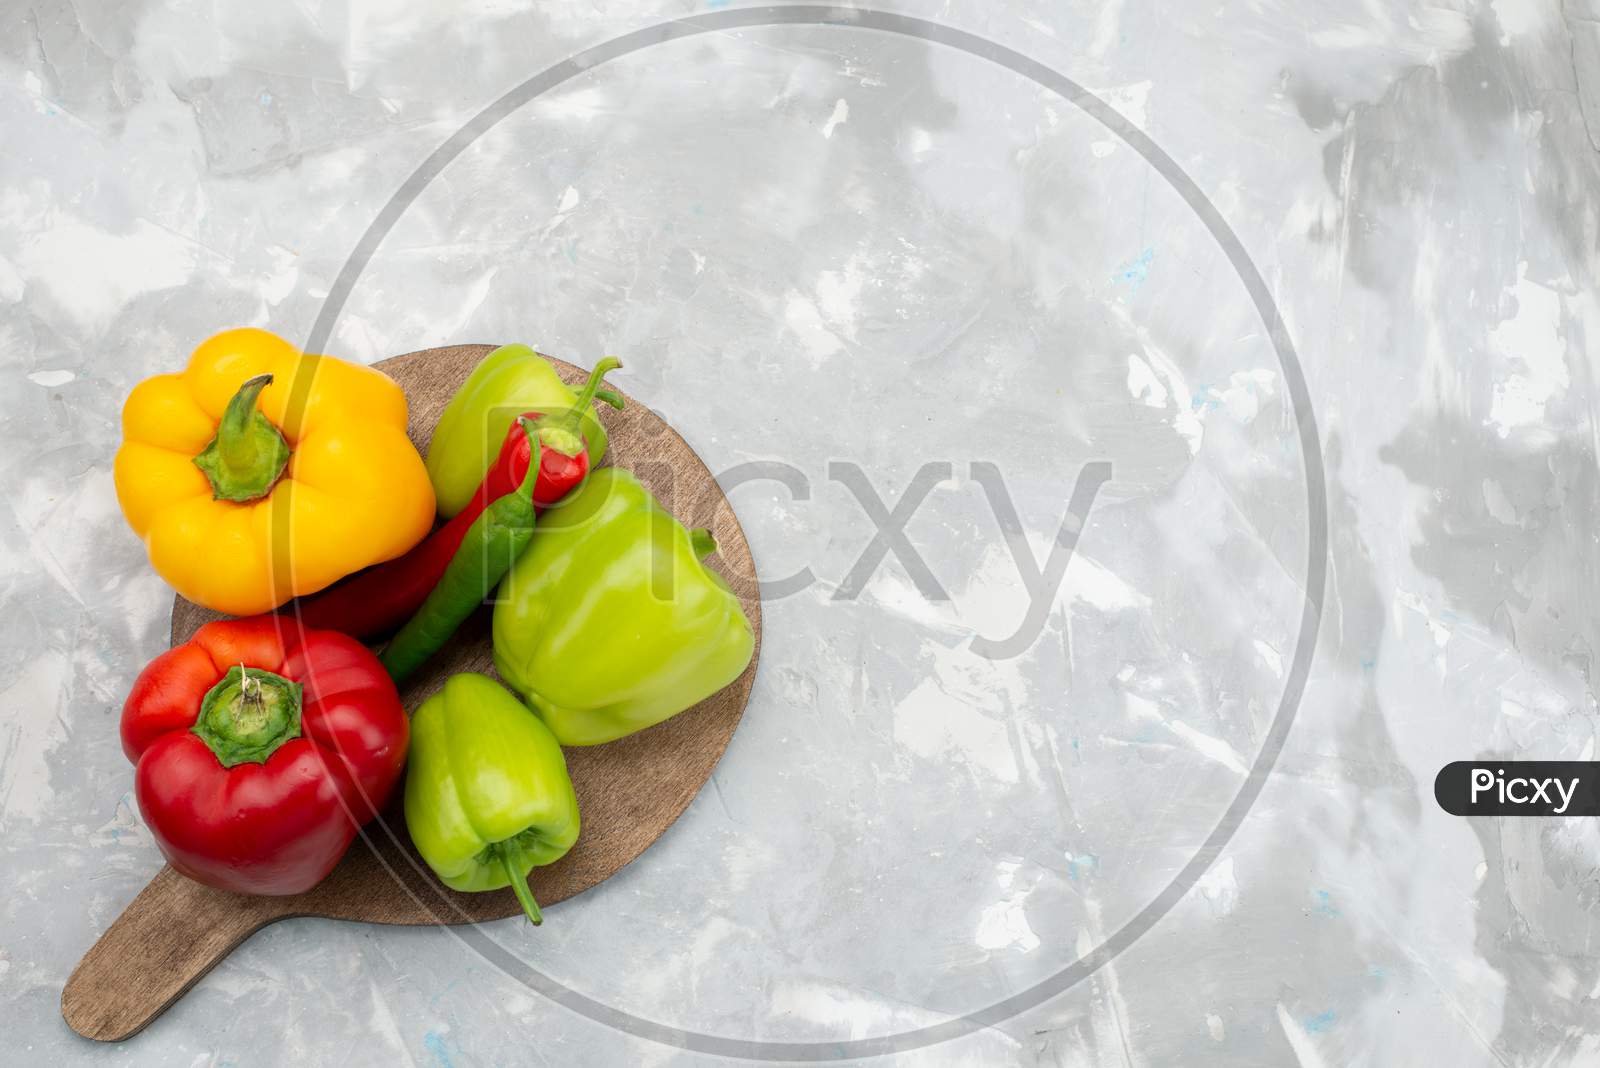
114, 328, 436, 615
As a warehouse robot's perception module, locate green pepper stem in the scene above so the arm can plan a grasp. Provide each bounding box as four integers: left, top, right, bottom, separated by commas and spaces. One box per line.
191, 665, 304, 768
569, 356, 621, 414
500, 845, 543, 926
594, 387, 626, 411
537, 358, 622, 457
193, 373, 292, 502
515, 419, 544, 501
219, 374, 273, 471
689, 528, 718, 559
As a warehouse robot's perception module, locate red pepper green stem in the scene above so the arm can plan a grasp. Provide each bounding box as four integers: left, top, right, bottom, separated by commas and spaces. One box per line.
499, 843, 543, 925
539, 358, 622, 457
192, 373, 292, 502
511, 418, 541, 498
191, 666, 304, 768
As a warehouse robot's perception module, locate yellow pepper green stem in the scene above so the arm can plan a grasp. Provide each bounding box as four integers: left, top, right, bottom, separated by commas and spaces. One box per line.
191, 373, 291, 502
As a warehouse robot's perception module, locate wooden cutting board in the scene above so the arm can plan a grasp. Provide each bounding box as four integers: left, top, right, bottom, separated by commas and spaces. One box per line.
61, 344, 762, 1042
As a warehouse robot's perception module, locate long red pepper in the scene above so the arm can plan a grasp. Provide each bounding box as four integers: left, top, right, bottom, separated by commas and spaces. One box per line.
293, 359, 622, 640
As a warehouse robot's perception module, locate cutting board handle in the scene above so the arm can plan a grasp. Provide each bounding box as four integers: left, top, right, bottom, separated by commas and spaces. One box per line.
62, 866, 293, 1042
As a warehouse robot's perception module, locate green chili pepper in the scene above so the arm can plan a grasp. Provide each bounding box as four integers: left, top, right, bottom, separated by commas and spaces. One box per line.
404, 672, 579, 925
380, 422, 544, 685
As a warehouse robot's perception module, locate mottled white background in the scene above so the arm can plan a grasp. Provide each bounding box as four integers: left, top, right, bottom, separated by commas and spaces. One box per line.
5, 1, 1600, 1065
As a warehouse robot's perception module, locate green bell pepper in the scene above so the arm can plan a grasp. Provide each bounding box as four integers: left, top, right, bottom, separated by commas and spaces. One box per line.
404, 672, 580, 925
492, 468, 755, 746
426, 344, 619, 518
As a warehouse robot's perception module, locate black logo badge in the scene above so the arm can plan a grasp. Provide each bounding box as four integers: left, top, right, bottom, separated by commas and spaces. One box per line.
1434, 762, 1600, 817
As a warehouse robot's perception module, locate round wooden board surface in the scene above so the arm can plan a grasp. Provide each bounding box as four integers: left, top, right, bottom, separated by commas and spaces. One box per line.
168, 343, 762, 924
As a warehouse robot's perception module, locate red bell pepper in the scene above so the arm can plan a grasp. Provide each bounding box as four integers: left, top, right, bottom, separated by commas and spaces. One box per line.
292, 358, 622, 641
120, 616, 408, 895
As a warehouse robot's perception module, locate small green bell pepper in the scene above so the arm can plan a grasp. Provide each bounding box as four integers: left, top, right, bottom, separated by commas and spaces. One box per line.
492, 468, 755, 746
426, 344, 620, 518
404, 672, 580, 925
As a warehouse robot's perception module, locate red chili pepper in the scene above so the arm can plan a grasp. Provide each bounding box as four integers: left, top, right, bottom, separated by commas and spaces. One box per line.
120, 616, 408, 895
292, 358, 622, 640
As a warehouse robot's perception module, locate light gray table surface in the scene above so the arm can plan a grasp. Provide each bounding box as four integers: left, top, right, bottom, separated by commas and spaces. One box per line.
5, 1, 1599, 1064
